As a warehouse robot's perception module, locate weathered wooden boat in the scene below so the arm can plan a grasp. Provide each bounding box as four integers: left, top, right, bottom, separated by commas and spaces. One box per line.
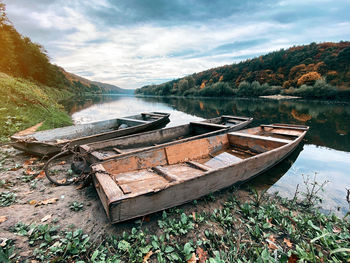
92, 123, 309, 223
10, 112, 170, 156
79, 115, 253, 163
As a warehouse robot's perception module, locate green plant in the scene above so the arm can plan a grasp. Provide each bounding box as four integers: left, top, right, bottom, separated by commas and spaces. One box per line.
0, 191, 16, 206
69, 201, 84, 211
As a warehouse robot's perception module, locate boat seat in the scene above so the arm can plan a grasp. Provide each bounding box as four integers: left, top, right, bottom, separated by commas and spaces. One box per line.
261, 124, 308, 131
153, 166, 178, 182
228, 132, 292, 144
190, 121, 227, 129
205, 152, 242, 169
118, 117, 149, 124
141, 112, 165, 117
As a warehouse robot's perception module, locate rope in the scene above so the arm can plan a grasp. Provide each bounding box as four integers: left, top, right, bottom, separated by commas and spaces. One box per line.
43, 144, 91, 186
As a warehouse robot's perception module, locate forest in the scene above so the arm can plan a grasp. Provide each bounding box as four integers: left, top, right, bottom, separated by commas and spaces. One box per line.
136, 41, 350, 99
0, 2, 124, 94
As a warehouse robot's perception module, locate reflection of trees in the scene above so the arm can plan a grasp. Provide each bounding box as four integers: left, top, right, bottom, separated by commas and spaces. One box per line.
60, 95, 131, 114
141, 97, 350, 152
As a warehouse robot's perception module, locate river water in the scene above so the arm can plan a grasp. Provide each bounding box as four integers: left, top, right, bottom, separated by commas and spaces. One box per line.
61, 95, 350, 215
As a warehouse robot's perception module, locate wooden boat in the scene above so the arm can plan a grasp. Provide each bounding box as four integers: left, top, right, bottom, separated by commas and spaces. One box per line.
10, 112, 170, 156
92, 123, 309, 223
79, 115, 253, 163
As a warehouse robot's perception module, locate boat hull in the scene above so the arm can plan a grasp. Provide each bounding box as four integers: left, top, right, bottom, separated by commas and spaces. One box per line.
11, 112, 170, 156
81, 116, 253, 163
92, 124, 308, 223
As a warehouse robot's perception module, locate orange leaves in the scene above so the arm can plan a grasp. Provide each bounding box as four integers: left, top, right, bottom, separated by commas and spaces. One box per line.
142, 251, 153, 263
30, 198, 58, 206
35, 170, 46, 179
196, 247, 208, 263
297, 71, 322, 86
186, 253, 196, 263
267, 235, 278, 250
283, 238, 293, 248
0, 216, 7, 223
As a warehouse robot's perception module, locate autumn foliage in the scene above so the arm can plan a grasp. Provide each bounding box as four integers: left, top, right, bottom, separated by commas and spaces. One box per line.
297, 72, 322, 86
136, 41, 350, 99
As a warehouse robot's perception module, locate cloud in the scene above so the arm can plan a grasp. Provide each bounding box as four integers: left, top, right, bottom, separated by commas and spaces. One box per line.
3, 0, 350, 88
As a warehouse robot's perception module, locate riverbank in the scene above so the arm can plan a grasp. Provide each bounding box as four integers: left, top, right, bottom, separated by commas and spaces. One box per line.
0, 146, 349, 262
0, 73, 73, 142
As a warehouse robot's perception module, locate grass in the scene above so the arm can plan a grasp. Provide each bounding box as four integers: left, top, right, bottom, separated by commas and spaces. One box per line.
4, 189, 350, 262
0, 72, 73, 142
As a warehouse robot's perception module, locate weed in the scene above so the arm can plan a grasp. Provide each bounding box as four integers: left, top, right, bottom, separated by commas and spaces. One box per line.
69, 201, 84, 211
0, 191, 16, 206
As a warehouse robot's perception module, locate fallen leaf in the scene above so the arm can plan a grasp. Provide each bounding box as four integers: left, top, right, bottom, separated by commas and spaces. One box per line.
196, 247, 208, 263
0, 216, 8, 223
267, 235, 278, 250
58, 161, 66, 165
36, 170, 46, 179
332, 226, 341, 233
29, 157, 38, 162
29, 200, 37, 205
36, 198, 58, 206
0, 238, 8, 247
192, 212, 196, 221
75, 183, 84, 190
283, 238, 293, 248
25, 168, 36, 175
187, 252, 197, 263
10, 166, 21, 171
23, 160, 34, 168
143, 215, 150, 222
36, 162, 45, 167
56, 178, 67, 184
288, 254, 299, 263
142, 250, 153, 263
41, 214, 52, 222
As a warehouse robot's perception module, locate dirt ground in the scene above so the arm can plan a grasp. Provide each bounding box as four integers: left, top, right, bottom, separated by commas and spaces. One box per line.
0, 145, 251, 260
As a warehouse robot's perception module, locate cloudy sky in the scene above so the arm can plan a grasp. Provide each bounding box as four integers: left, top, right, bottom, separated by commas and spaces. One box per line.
3, 0, 350, 89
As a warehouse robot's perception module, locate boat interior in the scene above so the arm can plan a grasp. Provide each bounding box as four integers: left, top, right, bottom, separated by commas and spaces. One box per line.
86, 116, 250, 160
96, 124, 307, 196
13, 112, 167, 142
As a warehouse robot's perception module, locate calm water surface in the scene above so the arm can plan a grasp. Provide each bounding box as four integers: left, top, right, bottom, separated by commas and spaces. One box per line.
62, 95, 350, 215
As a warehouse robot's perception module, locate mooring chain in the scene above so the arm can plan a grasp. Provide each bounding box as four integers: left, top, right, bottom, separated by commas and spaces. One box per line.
43, 144, 92, 186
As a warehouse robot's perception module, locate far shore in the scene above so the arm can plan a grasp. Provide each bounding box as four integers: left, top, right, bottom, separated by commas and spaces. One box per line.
259, 94, 301, 100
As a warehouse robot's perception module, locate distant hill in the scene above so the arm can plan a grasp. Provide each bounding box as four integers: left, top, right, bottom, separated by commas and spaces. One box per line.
61, 68, 133, 94
136, 41, 350, 99
0, 3, 129, 95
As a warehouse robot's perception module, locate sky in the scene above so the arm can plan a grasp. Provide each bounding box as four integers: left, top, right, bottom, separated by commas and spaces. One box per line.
3, 0, 350, 89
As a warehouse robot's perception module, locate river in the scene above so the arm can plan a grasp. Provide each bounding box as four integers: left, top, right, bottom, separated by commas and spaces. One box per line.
61, 95, 350, 215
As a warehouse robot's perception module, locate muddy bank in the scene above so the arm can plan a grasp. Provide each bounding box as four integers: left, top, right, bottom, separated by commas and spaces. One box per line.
0, 145, 251, 261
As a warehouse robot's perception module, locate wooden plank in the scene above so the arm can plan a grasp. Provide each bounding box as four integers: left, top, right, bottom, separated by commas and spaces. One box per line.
118, 117, 150, 124
205, 152, 242, 169
141, 112, 166, 117
229, 132, 292, 144
186, 161, 211, 171
153, 166, 178, 182
113, 147, 125, 154
261, 124, 308, 131
118, 183, 132, 194
190, 121, 228, 129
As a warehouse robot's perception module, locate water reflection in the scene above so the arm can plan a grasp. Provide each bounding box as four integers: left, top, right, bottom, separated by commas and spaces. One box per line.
62, 95, 350, 215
